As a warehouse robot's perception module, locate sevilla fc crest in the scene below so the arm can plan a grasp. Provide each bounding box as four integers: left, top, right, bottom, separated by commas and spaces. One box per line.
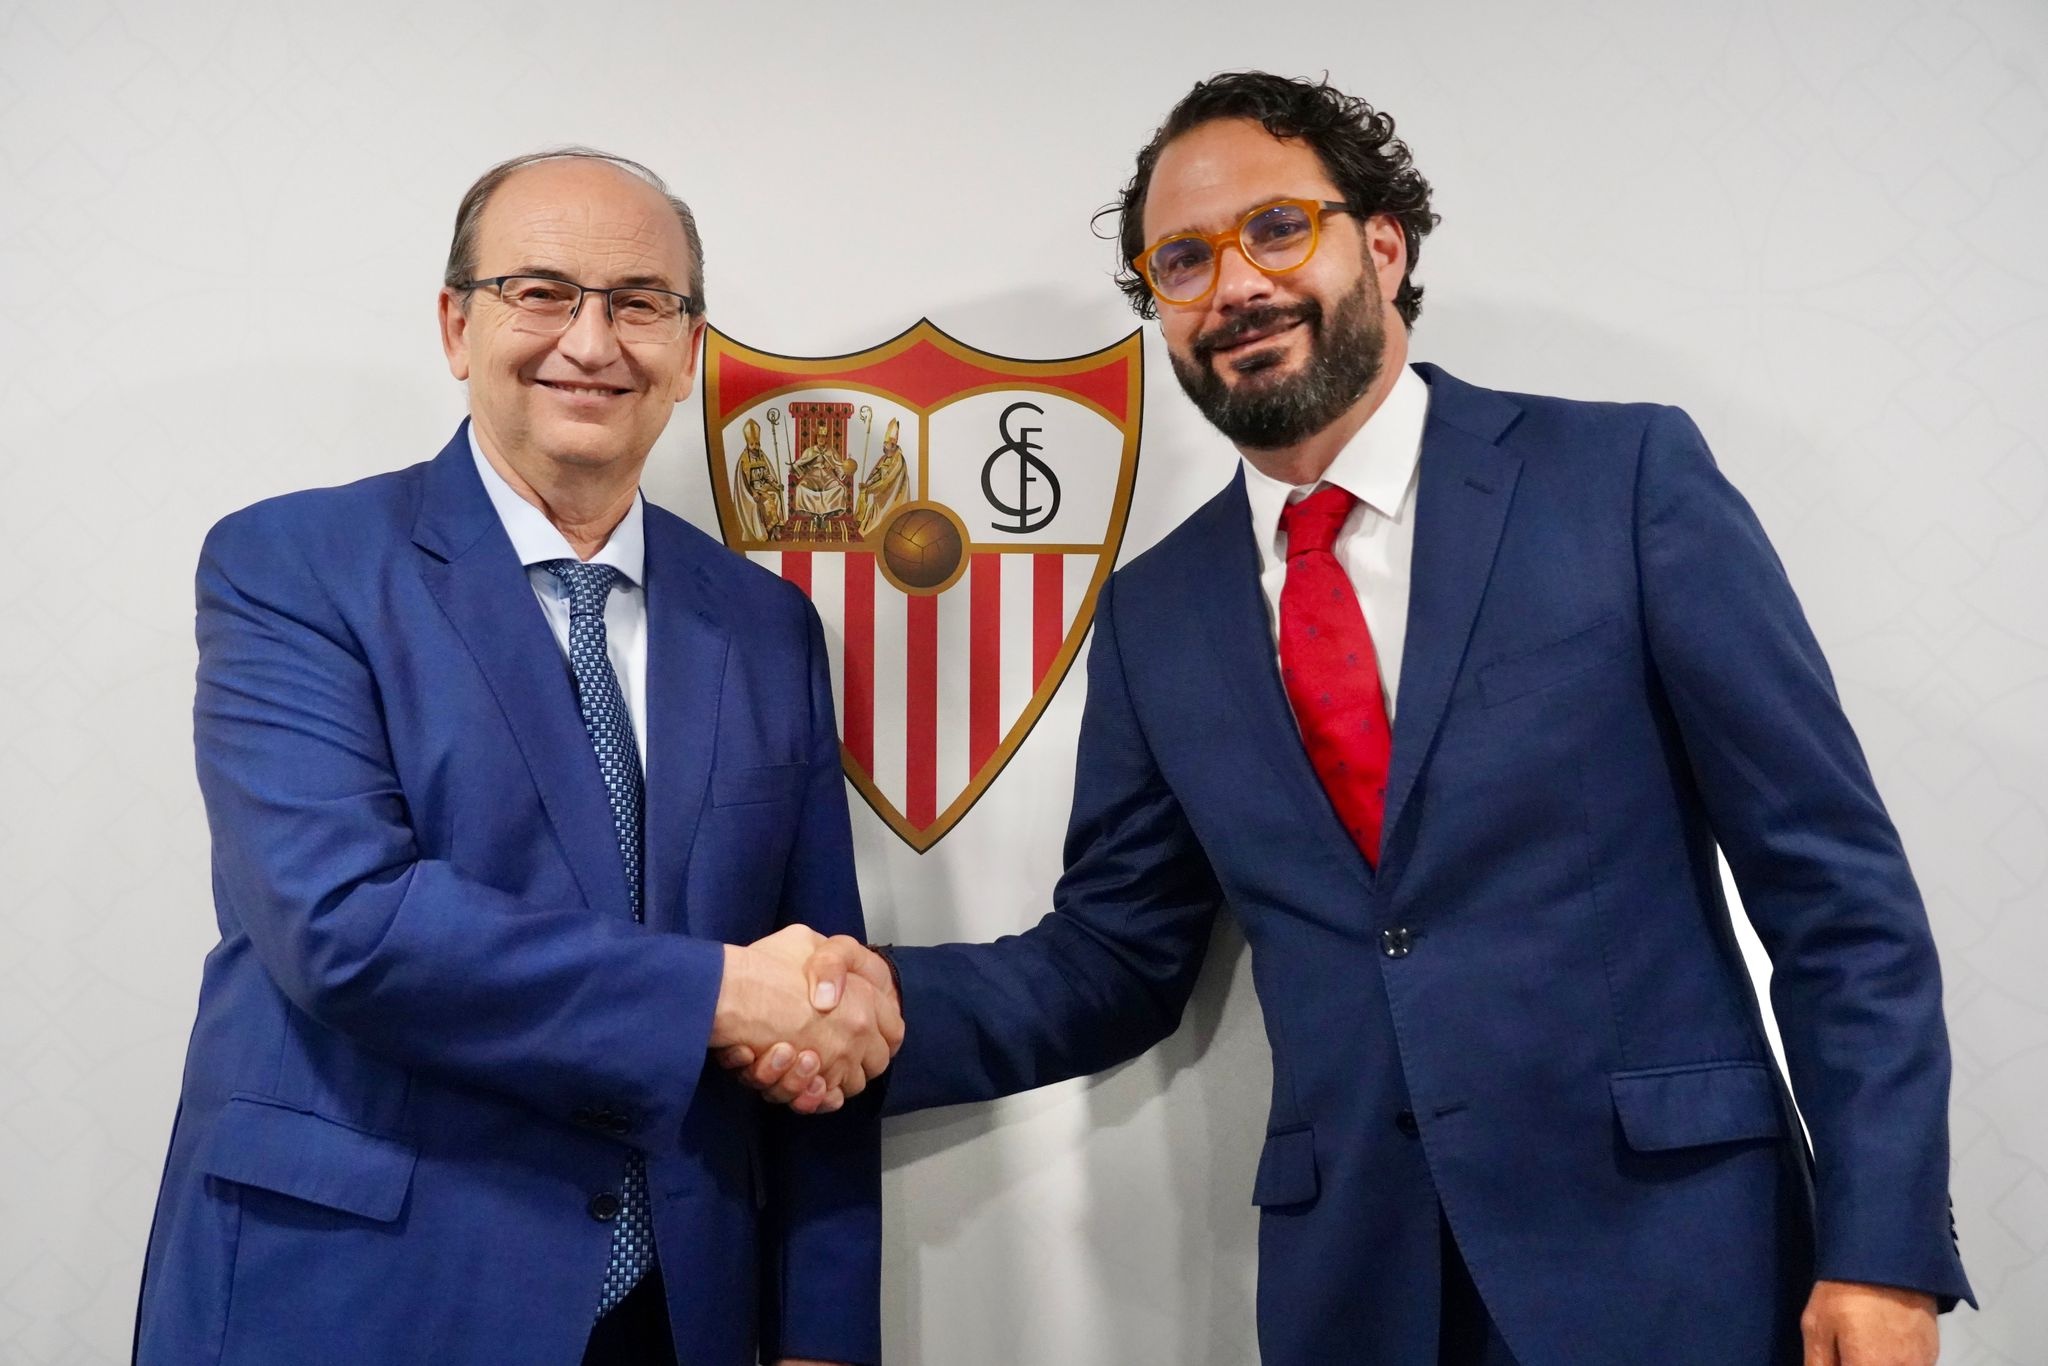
703, 320, 1143, 851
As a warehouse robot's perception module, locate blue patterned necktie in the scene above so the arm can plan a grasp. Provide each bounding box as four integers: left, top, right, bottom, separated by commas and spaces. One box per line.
542, 560, 654, 1318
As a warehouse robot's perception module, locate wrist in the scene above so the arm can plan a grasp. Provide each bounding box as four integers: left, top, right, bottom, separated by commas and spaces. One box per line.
710, 944, 770, 1048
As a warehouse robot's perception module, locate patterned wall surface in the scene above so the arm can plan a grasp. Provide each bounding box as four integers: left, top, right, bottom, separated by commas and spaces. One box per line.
0, 1, 2041, 1360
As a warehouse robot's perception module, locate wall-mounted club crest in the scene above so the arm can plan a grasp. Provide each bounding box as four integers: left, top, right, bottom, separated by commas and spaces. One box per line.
703, 319, 1143, 851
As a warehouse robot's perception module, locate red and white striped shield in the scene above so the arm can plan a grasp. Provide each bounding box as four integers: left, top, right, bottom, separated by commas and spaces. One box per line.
702, 320, 1143, 851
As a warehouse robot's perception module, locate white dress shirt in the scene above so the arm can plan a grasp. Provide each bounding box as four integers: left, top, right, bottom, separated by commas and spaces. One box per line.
469, 426, 650, 769
1240, 363, 1430, 720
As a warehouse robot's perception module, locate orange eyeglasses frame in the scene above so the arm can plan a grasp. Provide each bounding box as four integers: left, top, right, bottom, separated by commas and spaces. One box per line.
1132, 198, 1357, 307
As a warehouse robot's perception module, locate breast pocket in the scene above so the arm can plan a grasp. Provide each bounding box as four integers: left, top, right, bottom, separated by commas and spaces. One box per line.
1478, 615, 1626, 708
710, 762, 809, 808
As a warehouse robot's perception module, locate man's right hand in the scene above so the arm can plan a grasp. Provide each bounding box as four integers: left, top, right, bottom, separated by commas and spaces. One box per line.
717, 935, 899, 1114
710, 927, 902, 1113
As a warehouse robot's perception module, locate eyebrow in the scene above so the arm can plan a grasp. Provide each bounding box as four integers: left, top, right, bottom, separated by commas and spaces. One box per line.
501, 265, 681, 291
1155, 195, 1310, 243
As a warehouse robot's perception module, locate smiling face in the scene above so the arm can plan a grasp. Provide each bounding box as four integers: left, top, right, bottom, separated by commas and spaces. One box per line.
438, 157, 705, 484
1141, 118, 1409, 450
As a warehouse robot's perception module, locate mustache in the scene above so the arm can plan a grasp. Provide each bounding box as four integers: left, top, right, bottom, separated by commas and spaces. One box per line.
1191, 301, 1322, 362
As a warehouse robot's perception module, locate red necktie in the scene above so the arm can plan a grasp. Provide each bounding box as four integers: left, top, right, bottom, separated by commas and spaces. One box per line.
1278, 485, 1392, 866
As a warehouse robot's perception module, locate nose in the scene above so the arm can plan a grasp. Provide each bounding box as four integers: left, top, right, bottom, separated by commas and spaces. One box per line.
555, 291, 624, 368
1208, 241, 1274, 315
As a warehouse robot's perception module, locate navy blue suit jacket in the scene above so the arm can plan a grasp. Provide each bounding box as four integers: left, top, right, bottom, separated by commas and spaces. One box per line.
884, 366, 1971, 1364
137, 427, 880, 1366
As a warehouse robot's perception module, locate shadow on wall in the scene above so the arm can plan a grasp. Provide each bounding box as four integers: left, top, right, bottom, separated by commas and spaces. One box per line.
879, 917, 1264, 1366
1082, 917, 1266, 1366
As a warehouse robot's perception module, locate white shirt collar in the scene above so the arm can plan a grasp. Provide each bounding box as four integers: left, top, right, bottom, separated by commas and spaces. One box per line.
468, 421, 645, 586
1242, 362, 1430, 556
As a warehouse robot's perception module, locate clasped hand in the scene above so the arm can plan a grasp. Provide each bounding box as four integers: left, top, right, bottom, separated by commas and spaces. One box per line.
710, 926, 902, 1113
715, 932, 897, 1114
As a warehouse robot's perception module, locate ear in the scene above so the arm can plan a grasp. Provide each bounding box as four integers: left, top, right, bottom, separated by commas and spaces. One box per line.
1364, 213, 1408, 305
669, 315, 709, 404
438, 287, 472, 381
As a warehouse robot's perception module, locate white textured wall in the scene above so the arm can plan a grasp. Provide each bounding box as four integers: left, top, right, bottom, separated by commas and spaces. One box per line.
2, 1, 2043, 1361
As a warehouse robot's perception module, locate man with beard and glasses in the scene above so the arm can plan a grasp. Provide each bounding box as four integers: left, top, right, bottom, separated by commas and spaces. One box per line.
734, 72, 1971, 1366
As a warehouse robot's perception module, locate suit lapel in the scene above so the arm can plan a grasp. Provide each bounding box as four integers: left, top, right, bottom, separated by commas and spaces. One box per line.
413, 426, 635, 922
1193, 473, 1376, 894
1380, 365, 1524, 854
639, 510, 730, 937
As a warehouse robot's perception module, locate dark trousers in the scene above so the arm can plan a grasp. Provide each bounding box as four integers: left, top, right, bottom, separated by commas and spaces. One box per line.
573, 1229, 1508, 1365
1441, 1212, 1519, 1366
580, 1264, 677, 1366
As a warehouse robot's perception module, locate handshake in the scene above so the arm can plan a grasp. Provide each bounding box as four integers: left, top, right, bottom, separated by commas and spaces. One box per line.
710, 927, 902, 1114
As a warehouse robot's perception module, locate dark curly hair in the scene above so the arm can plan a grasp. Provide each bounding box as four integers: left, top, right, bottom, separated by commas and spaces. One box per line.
1105, 72, 1438, 326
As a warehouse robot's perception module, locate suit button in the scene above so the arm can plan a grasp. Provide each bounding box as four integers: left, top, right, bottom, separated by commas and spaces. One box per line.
1381, 927, 1413, 958
1395, 1109, 1419, 1137
588, 1192, 621, 1222
605, 1115, 631, 1136
570, 1106, 594, 1126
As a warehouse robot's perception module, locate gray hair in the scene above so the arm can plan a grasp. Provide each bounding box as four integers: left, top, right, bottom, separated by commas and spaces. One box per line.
443, 146, 706, 313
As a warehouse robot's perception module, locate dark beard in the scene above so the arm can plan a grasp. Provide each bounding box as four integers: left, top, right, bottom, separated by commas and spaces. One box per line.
1169, 274, 1385, 450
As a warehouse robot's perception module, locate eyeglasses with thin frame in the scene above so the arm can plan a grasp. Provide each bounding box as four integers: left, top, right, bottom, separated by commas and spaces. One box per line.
1133, 199, 1357, 307
460, 274, 697, 343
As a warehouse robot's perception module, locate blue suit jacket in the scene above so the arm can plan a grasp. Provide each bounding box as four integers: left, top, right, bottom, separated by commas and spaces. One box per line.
136, 427, 880, 1366
884, 366, 1971, 1365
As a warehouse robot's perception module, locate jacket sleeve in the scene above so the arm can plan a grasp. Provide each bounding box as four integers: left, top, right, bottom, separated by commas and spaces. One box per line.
1634, 406, 1972, 1307
756, 603, 882, 1366
194, 507, 726, 1149
883, 573, 1224, 1115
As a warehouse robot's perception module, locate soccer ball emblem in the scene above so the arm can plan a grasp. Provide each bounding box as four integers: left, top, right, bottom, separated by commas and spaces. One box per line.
880, 505, 966, 592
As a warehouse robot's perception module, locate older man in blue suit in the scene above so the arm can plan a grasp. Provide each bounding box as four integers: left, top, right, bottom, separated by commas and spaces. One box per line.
746, 74, 1973, 1366
134, 149, 899, 1366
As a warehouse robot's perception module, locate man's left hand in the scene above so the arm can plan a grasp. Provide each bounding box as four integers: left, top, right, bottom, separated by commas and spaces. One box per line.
1802, 1280, 1939, 1366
